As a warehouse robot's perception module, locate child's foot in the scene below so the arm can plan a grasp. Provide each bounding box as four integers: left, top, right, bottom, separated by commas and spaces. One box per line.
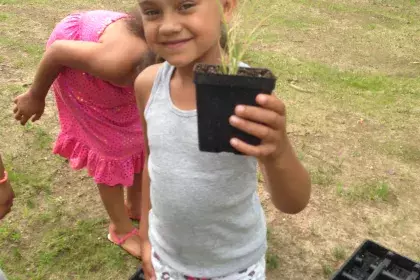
108, 224, 142, 258
125, 203, 141, 221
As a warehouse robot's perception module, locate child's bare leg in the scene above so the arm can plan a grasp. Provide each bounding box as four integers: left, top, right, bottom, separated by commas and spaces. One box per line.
97, 184, 141, 257
126, 172, 142, 219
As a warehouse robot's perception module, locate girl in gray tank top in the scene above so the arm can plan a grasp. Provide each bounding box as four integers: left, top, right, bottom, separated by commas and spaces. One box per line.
134, 0, 312, 279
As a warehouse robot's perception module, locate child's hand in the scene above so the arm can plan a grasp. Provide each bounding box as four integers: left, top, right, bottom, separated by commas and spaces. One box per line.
230, 94, 311, 214
229, 93, 288, 161
13, 91, 46, 125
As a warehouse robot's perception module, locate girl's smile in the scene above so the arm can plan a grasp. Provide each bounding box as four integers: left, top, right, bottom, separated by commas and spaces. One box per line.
160, 37, 193, 49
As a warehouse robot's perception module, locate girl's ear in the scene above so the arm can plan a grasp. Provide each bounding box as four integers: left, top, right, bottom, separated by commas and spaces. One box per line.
221, 0, 237, 22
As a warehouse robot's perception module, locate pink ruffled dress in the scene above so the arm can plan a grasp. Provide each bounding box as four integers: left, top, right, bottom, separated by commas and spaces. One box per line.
47, 10, 144, 187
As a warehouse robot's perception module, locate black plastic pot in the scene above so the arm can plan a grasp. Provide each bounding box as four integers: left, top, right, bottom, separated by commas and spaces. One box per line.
194, 64, 276, 154
331, 239, 420, 280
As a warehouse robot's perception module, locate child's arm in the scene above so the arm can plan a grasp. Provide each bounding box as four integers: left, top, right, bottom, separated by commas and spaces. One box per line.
0, 153, 15, 220
134, 63, 162, 279
259, 140, 311, 214
44, 39, 148, 87
13, 22, 149, 125
33, 23, 148, 93
229, 94, 311, 214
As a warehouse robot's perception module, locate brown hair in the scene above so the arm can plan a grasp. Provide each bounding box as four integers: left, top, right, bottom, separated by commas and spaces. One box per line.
127, 5, 165, 68
127, 5, 146, 39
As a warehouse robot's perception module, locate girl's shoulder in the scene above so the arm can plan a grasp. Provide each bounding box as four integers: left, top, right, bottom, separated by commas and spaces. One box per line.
134, 63, 165, 108
138, 63, 165, 83
135, 63, 164, 92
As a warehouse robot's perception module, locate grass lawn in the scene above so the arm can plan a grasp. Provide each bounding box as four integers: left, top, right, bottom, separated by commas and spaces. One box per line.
0, 0, 419, 279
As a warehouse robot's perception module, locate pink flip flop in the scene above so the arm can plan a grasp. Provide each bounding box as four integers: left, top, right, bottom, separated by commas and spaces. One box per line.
107, 225, 141, 258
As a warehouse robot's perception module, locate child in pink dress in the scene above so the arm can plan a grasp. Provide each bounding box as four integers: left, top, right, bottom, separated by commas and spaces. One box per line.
13, 10, 156, 258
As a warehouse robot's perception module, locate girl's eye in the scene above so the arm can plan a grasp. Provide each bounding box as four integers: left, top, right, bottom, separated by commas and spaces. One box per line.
179, 2, 195, 11
143, 9, 160, 16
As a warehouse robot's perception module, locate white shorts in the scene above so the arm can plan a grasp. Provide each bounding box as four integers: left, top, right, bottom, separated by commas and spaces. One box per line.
151, 250, 266, 280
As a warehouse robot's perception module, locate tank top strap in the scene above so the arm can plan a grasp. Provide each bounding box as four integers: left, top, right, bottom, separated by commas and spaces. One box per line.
144, 62, 175, 117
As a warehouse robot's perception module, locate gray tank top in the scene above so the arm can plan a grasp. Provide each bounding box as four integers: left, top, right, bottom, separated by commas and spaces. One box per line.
145, 62, 267, 278
0, 268, 7, 280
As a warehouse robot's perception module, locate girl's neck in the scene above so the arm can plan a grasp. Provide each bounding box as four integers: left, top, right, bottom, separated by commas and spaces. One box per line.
174, 65, 195, 85
174, 44, 222, 84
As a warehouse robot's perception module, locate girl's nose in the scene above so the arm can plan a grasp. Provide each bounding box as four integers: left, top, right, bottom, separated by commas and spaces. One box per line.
159, 15, 183, 35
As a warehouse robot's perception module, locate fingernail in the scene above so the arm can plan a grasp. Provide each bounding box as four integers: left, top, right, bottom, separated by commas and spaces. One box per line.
229, 115, 239, 124
236, 105, 245, 113
257, 94, 267, 103
230, 138, 238, 146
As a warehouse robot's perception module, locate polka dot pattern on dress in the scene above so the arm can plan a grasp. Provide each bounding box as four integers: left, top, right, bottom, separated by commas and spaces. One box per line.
47, 10, 144, 187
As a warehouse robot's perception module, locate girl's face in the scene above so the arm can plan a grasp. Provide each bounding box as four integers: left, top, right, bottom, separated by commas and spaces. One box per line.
139, 0, 235, 68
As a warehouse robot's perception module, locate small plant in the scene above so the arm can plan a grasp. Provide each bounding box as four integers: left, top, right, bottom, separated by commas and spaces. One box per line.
266, 251, 279, 270
0, 225, 21, 244
372, 182, 389, 201
336, 182, 345, 196
332, 246, 347, 261
10, 230, 22, 242
193, 1, 276, 154
217, 0, 271, 75
322, 263, 334, 277
24, 121, 34, 131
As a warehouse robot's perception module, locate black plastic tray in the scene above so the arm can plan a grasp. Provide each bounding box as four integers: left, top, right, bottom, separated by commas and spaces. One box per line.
331, 239, 420, 280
